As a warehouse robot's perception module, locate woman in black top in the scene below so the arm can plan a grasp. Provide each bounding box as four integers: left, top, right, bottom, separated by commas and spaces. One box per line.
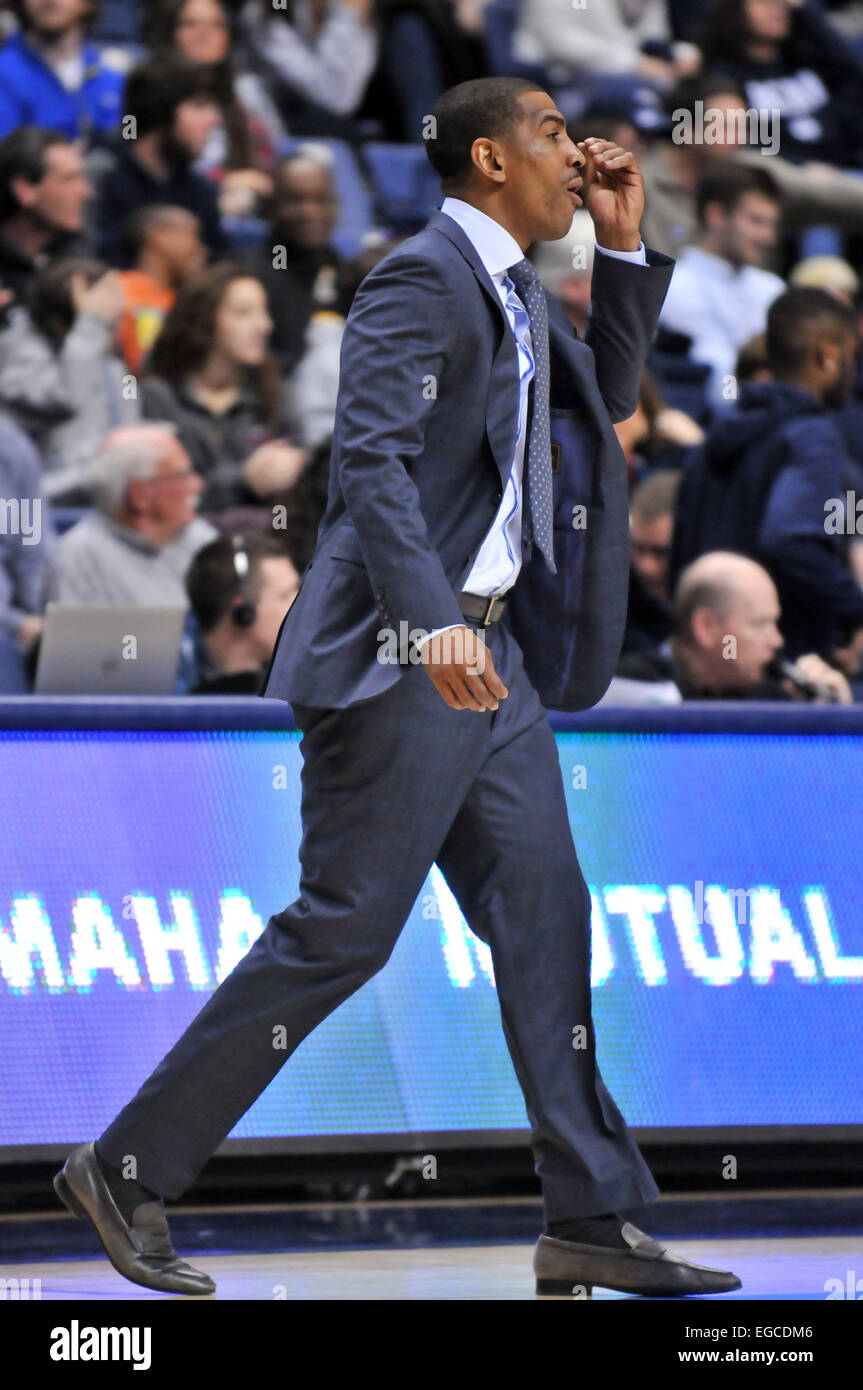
142, 262, 307, 514
698, 0, 863, 168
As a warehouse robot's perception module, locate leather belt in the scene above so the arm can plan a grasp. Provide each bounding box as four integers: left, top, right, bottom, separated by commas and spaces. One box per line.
458, 591, 509, 626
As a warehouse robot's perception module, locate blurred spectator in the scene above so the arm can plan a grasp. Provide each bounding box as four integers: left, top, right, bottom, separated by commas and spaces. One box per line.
147, 0, 279, 217
0, 0, 125, 142
531, 208, 595, 337
94, 55, 228, 265
370, 0, 488, 143
266, 434, 331, 572
238, 0, 378, 137
639, 74, 863, 260
185, 530, 300, 693
0, 257, 138, 502
621, 467, 680, 656
671, 287, 863, 660
667, 0, 713, 45
244, 149, 346, 372
514, 0, 684, 87
0, 127, 90, 310
141, 262, 307, 512
573, 93, 672, 164
614, 371, 704, 482
824, 0, 863, 57
787, 257, 863, 599
288, 308, 344, 450
734, 331, 772, 384
0, 406, 53, 658
116, 205, 206, 372
615, 551, 852, 702
45, 422, 217, 604
659, 163, 784, 405
697, 0, 863, 168
835, 280, 863, 486
789, 253, 859, 303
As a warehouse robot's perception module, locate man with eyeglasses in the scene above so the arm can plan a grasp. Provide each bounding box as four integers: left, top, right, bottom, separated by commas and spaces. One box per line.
45, 422, 217, 606
621, 467, 680, 655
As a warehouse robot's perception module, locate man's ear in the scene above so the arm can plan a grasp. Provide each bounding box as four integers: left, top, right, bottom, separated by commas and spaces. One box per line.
702, 201, 724, 235
125, 478, 148, 514
471, 138, 506, 185
10, 177, 37, 212
690, 604, 721, 652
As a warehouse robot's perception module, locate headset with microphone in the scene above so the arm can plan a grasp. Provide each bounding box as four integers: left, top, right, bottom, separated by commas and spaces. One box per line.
230, 535, 257, 629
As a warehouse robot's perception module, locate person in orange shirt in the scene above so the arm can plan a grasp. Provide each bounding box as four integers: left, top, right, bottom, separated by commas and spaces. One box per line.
117, 205, 206, 372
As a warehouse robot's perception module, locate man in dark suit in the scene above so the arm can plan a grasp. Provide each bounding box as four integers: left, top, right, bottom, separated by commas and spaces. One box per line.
55, 77, 741, 1299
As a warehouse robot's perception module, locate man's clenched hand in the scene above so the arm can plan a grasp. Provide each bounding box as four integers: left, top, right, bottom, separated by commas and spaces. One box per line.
577, 137, 645, 252
420, 624, 509, 711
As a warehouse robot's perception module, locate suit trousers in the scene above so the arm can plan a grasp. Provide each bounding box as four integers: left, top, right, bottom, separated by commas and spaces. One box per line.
98, 616, 660, 1222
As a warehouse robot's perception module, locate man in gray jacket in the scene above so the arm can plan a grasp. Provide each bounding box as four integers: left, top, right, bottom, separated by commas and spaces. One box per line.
46, 423, 216, 608
0, 407, 52, 688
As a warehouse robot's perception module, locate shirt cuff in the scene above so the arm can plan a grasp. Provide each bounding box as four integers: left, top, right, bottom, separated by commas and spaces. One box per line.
414, 622, 464, 652
595, 241, 646, 265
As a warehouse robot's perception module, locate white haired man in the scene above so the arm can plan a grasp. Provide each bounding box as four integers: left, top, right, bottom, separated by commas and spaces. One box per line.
45, 423, 217, 607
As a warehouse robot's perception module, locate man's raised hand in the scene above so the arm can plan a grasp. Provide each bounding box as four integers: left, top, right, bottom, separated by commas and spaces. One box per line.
577, 137, 645, 252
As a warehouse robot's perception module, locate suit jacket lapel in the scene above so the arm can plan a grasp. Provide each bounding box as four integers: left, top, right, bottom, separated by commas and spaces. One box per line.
428, 210, 519, 491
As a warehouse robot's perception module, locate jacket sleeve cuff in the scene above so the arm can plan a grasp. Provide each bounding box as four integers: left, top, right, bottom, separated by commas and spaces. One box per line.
595, 241, 646, 266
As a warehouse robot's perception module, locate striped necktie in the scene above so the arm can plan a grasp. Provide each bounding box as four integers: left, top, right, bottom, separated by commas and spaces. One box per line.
507, 257, 556, 574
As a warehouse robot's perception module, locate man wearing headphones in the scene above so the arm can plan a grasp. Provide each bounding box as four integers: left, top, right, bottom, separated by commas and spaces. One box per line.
185, 533, 300, 695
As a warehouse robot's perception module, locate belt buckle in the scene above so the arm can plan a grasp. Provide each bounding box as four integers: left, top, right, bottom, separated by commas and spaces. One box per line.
482, 595, 500, 626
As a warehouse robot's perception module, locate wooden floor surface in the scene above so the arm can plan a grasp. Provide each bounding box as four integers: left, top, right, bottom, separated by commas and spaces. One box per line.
4, 1235, 862, 1299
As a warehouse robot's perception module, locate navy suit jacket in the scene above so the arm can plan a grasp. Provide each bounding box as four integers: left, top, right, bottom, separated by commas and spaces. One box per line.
263, 210, 674, 712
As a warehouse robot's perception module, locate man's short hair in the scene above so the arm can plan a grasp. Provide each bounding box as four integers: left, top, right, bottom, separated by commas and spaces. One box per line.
630, 469, 681, 523
672, 566, 737, 642
275, 146, 335, 182
86, 422, 180, 517
735, 332, 769, 383
665, 72, 747, 123
8, 0, 99, 30
121, 204, 194, 261
123, 56, 222, 139
426, 76, 546, 190
87, 424, 178, 515
695, 163, 779, 225
766, 286, 856, 377
0, 126, 71, 222
186, 532, 293, 635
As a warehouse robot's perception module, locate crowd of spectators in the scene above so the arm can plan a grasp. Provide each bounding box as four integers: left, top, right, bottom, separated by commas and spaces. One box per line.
1, 0, 863, 702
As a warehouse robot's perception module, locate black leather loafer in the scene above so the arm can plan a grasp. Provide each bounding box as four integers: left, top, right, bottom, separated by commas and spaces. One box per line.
53, 1142, 216, 1296
534, 1223, 742, 1298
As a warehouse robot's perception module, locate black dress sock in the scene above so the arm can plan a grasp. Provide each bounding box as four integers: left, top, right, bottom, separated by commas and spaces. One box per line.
94, 1140, 162, 1223
545, 1212, 630, 1249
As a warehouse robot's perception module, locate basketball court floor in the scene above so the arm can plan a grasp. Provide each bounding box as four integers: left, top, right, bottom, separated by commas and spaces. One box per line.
2, 1193, 861, 1300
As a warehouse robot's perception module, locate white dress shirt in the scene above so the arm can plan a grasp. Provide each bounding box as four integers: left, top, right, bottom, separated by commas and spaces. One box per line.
658, 244, 784, 407
416, 196, 646, 649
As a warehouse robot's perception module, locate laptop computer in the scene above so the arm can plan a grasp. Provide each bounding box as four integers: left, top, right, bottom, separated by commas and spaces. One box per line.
35, 605, 187, 695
